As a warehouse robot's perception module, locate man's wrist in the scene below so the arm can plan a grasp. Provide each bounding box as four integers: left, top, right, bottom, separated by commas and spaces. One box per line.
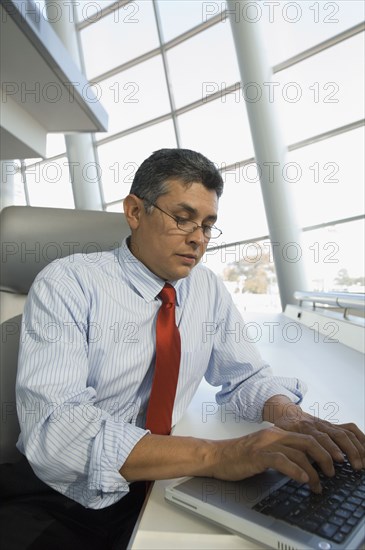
263, 394, 303, 424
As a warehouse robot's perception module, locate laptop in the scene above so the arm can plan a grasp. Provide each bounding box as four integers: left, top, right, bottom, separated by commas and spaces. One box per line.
165, 459, 365, 550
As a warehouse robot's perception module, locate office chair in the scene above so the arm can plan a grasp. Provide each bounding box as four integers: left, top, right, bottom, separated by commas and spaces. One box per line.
0, 205, 130, 464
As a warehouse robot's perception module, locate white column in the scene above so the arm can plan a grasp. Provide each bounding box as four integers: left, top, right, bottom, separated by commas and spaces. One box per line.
0, 160, 16, 210
227, 0, 308, 309
45, 0, 103, 210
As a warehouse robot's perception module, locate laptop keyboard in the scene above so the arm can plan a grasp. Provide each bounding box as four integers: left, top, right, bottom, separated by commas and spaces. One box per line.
253, 459, 365, 544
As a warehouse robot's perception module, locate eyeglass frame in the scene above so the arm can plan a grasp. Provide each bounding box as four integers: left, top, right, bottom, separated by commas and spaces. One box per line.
138, 197, 222, 240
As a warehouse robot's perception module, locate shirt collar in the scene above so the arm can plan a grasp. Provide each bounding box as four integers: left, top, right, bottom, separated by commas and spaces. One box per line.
117, 237, 183, 305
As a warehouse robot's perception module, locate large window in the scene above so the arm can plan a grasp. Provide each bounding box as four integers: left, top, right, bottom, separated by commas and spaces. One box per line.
9, 0, 364, 311
11, 134, 72, 208
259, 1, 364, 66
288, 127, 364, 227
273, 33, 364, 145
24, 156, 74, 208
80, 0, 159, 79
96, 55, 171, 140
178, 96, 254, 168
302, 219, 365, 293
157, 0, 227, 42
166, 21, 240, 108
97, 119, 177, 204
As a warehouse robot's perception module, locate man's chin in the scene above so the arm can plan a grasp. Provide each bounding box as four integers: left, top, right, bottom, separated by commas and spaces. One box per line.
169, 264, 196, 281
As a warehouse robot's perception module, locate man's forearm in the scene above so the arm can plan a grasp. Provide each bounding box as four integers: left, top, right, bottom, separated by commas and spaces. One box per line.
119, 433, 217, 481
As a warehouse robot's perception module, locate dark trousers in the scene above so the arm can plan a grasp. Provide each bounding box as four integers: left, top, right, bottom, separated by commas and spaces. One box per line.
0, 458, 146, 550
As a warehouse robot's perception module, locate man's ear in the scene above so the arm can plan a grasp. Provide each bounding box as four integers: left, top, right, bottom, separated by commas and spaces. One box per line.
123, 194, 144, 229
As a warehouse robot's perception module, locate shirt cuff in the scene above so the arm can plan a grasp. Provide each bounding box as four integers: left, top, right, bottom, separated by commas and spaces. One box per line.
86, 418, 149, 508
217, 375, 307, 423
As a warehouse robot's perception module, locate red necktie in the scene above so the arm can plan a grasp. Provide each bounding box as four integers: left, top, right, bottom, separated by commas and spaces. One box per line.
145, 283, 181, 435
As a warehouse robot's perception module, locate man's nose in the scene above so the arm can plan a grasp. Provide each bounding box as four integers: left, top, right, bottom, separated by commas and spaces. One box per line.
186, 226, 206, 245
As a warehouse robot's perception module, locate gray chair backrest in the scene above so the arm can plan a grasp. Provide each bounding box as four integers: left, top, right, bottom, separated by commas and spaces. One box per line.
0, 206, 131, 463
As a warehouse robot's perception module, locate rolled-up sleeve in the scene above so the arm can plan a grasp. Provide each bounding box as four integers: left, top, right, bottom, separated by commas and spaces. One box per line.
16, 265, 148, 509
205, 281, 307, 422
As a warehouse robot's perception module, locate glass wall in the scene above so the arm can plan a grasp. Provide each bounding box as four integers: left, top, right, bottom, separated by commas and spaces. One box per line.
12, 0, 365, 311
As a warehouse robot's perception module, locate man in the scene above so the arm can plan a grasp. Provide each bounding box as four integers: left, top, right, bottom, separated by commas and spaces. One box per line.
5, 149, 365, 548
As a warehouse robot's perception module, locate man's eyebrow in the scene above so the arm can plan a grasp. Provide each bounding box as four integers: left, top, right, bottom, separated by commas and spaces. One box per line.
175, 202, 217, 222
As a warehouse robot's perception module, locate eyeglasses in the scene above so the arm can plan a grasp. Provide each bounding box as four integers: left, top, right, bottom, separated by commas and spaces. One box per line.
147, 201, 222, 240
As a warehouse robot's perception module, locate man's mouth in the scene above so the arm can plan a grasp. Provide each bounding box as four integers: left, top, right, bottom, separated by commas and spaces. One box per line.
177, 253, 198, 264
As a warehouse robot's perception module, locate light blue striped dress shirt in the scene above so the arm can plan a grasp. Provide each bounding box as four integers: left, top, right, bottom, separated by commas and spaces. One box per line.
16, 237, 306, 509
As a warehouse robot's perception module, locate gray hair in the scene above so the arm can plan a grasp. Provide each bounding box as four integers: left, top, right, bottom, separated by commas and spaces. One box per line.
130, 148, 224, 212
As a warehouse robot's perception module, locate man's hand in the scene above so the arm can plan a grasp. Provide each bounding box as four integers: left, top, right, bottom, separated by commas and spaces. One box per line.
274, 412, 365, 469
210, 426, 336, 493
263, 395, 365, 478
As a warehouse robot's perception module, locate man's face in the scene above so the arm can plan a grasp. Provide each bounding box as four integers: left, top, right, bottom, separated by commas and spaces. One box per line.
125, 180, 219, 281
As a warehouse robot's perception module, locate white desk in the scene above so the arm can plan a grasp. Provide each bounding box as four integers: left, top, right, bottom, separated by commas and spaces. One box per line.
130, 313, 365, 549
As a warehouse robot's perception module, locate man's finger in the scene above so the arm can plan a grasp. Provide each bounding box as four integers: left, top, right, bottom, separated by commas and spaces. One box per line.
311, 429, 345, 463
280, 432, 335, 478
338, 422, 365, 447
304, 421, 365, 469
277, 446, 324, 493
260, 449, 312, 489
309, 420, 365, 469
329, 428, 365, 469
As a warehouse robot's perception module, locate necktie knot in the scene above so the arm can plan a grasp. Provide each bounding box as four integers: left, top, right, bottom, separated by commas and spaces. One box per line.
158, 283, 176, 306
